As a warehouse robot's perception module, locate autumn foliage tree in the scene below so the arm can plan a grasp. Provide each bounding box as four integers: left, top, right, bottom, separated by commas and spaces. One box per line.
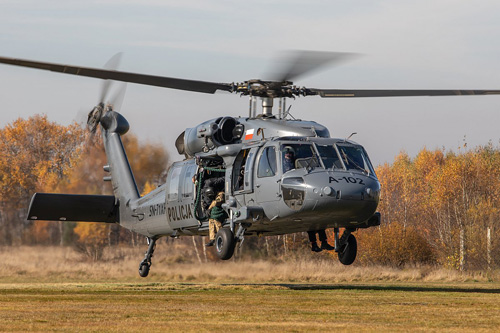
0, 115, 85, 245
361, 145, 500, 270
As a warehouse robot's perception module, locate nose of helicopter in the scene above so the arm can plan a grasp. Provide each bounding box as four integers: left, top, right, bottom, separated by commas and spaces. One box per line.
281, 170, 380, 223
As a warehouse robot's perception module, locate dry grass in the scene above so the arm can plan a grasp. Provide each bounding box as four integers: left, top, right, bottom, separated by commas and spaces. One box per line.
0, 245, 498, 284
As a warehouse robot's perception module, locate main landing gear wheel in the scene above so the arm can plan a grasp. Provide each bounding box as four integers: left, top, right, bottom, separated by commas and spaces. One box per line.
338, 233, 357, 265
215, 228, 236, 260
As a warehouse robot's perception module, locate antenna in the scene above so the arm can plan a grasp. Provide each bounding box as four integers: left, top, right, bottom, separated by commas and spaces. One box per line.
283, 105, 296, 120
345, 132, 357, 142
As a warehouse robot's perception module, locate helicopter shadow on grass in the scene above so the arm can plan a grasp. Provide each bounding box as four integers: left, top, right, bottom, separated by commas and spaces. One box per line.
220, 283, 500, 294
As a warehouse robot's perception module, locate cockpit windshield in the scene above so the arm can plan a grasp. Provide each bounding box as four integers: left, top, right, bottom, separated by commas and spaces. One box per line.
313, 142, 376, 176
336, 144, 376, 175
280, 141, 376, 177
315, 145, 343, 169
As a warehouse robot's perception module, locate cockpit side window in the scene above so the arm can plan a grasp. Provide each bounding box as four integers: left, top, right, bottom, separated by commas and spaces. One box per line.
257, 146, 277, 178
315, 144, 343, 169
282, 143, 319, 172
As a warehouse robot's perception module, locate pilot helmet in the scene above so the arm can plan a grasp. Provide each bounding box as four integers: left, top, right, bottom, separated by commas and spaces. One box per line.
204, 187, 216, 199
283, 146, 295, 157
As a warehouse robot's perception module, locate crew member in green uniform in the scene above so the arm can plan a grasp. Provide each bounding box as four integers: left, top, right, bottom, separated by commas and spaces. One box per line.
205, 192, 228, 247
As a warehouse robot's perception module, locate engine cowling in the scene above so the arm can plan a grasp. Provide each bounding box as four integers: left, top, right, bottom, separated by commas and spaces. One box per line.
175, 117, 243, 157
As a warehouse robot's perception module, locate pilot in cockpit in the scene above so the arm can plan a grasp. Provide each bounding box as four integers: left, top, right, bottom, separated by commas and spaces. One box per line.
282, 146, 296, 173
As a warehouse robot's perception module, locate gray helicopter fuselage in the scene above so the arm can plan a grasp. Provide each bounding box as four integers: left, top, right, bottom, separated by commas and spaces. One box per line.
123, 116, 380, 238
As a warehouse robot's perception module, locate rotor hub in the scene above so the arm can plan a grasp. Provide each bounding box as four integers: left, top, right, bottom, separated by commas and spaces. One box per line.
232, 80, 316, 98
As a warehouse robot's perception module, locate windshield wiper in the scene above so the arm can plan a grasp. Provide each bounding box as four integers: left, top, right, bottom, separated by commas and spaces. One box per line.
341, 150, 368, 174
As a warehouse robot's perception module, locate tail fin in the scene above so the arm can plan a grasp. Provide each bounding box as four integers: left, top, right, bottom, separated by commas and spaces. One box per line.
100, 111, 140, 207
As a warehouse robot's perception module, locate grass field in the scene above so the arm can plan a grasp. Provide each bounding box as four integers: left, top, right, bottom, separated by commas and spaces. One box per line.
1, 246, 499, 331
1, 282, 500, 331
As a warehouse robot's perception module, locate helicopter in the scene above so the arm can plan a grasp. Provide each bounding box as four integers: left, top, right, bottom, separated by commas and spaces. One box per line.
1, 52, 499, 278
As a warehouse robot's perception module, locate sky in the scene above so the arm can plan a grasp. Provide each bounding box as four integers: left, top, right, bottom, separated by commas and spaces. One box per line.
1, 0, 500, 166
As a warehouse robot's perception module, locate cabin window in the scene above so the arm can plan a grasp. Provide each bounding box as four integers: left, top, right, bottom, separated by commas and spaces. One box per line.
167, 164, 182, 201
182, 163, 196, 198
257, 147, 277, 178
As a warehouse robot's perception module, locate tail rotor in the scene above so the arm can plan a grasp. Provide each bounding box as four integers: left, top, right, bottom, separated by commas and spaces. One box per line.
86, 53, 127, 135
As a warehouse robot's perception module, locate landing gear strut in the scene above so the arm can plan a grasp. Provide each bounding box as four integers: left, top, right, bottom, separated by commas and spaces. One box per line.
334, 228, 357, 265
139, 237, 157, 277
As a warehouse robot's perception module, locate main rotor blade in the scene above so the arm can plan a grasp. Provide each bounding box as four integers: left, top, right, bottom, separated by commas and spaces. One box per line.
311, 89, 500, 98
0, 56, 233, 94
270, 51, 357, 82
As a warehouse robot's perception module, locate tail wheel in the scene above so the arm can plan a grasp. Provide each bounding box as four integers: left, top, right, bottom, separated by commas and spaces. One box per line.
338, 234, 357, 265
215, 228, 236, 260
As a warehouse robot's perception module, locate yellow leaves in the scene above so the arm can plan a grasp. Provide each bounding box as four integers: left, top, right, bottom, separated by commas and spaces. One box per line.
141, 181, 156, 196
123, 135, 169, 190
74, 222, 108, 244
357, 223, 435, 266
377, 145, 500, 222
0, 115, 86, 209
73, 222, 109, 261
31, 221, 51, 244
375, 145, 500, 269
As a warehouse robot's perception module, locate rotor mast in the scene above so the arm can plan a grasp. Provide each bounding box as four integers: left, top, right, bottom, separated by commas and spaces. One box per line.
262, 97, 273, 117
248, 95, 288, 119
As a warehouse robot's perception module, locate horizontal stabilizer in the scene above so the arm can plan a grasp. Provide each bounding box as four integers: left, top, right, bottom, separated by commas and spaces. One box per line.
27, 193, 118, 223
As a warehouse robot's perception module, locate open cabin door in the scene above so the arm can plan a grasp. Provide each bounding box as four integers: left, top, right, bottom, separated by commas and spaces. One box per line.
231, 146, 260, 200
